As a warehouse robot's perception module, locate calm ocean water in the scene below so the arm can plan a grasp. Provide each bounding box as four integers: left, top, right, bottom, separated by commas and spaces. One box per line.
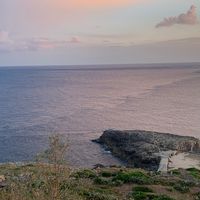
0, 64, 200, 167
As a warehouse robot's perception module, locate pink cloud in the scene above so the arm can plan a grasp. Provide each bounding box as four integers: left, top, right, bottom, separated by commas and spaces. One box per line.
156, 5, 198, 28
0, 32, 81, 53
26, 37, 81, 50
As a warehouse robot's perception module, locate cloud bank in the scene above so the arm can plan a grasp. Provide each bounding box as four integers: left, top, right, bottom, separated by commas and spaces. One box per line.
156, 5, 198, 28
0, 31, 80, 53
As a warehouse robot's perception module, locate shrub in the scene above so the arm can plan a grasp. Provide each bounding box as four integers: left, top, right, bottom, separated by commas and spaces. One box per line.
36, 134, 69, 166
100, 171, 113, 177
186, 168, 200, 179
173, 181, 190, 193
131, 191, 148, 200
111, 179, 124, 186
112, 171, 151, 184
131, 190, 174, 200
73, 169, 96, 179
94, 177, 110, 185
152, 195, 175, 200
35, 134, 70, 199
83, 190, 118, 200
133, 186, 153, 193
154, 178, 177, 187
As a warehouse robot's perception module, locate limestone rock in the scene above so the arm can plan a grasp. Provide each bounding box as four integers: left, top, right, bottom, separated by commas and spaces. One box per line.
94, 130, 200, 171
0, 175, 6, 188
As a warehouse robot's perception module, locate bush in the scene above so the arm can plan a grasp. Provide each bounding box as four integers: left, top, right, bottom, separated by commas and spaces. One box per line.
131, 189, 174, 200
112, 171, 151, 184
94, 177, 111, 185
73, 169, 97, 179
154, 178, 177, 187
131, 191, 148, 200
132, 193, 175, 200
83, 190, 118, 200
186, 168, 200, 179
100, 171, 113, 177
111, 179, 124, 186
173, 181, 190, 193
152, 195, 175, 200
133, 186, 153, 193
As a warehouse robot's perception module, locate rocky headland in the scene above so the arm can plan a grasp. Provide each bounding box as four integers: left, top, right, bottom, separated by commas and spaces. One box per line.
93, 130, 200, 171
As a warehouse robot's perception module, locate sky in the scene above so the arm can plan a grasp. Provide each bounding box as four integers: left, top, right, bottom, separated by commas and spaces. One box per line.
0, 0, 200, 66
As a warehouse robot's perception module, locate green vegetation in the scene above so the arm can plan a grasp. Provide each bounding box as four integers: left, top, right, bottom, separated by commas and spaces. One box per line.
112, 170, 151, 184
0, 164, 200, 200
100, 171, 114, 177
73, 169, 97, 179
131, 192, 175, 200
131, 186, 174, 200
186, 168, 200, 180
0, 135, 200, 200
82, 188, 118, 200
171, 169, 181, 176
131, 191, 150, 200
173, 180, 195, 193
153, 195, 175, 200
195, 192, 200, 200
133, 186, 153, 193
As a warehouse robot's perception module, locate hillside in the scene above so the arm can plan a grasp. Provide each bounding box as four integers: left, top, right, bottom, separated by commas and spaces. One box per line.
0, 163, 200, 200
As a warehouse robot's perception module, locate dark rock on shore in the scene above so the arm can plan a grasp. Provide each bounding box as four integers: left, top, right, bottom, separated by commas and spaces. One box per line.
94, 130, 200, 171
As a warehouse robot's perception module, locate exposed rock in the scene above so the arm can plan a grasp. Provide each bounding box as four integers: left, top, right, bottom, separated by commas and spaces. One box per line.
0, 175, 6, 188
93, 164, 105, 169
0, 175, 5, 183
94, 130, 200, 171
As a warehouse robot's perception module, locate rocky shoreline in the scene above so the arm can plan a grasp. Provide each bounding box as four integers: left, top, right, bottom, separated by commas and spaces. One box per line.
93, 130, 200, 171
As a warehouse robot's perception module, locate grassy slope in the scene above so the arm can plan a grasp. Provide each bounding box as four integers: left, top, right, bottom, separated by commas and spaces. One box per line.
0, 164, 200, 200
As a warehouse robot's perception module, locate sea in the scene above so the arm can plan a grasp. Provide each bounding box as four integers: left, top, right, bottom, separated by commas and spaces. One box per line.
0, 63, 200, 167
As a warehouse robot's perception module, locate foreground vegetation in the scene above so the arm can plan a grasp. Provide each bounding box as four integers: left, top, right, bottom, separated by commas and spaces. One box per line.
1, 164, 200, 200
0, 135, 200, 200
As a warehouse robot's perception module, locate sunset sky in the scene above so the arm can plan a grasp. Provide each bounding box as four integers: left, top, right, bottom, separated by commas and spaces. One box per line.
0, 0, 200, 66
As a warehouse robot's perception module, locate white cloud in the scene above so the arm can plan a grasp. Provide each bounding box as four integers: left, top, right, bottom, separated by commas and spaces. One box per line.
156, 5, 198, 28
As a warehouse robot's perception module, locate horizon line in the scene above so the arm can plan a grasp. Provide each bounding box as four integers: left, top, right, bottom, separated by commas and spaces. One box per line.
1, 61, 200, 69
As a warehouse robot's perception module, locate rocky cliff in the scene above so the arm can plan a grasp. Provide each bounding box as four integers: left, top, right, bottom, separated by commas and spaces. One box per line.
94, 130, 200, 171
